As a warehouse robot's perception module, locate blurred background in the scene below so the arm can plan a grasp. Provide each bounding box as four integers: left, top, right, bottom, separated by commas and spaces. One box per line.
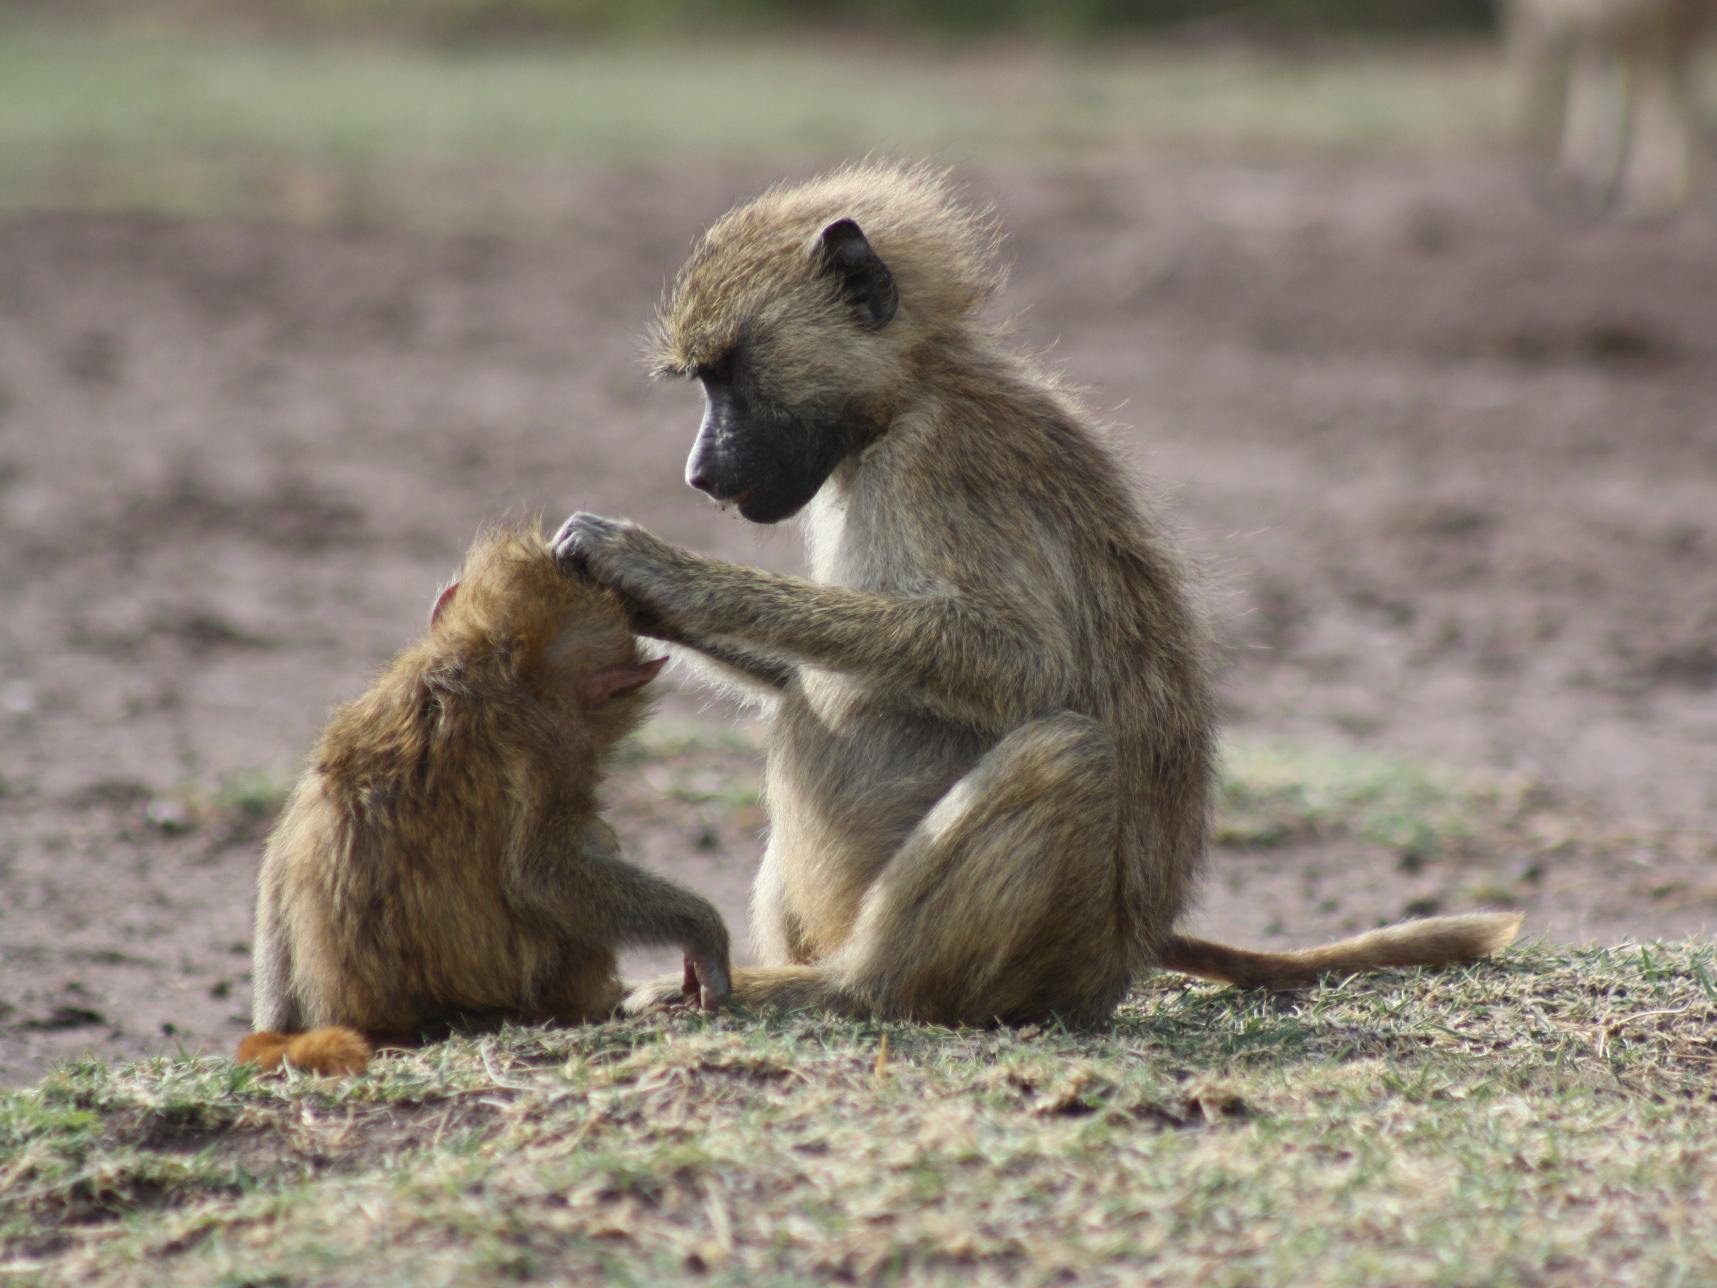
1, 0, 1713, 1081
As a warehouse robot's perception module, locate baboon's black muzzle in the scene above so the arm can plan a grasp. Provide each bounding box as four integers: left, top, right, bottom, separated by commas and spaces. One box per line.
686, 379, 864, 525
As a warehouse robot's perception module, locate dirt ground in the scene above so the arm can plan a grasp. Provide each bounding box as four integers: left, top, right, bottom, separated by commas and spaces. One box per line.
2, 156, 1714, 1085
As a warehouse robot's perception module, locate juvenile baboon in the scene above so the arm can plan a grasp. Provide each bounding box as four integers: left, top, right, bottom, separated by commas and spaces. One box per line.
554, 163, 1521, 1026
1509, 0, 1714, 214
239, 525, 731, 1074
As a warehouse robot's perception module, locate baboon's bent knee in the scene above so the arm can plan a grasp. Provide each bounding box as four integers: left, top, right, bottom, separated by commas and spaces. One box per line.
1008, 713, 1113, 784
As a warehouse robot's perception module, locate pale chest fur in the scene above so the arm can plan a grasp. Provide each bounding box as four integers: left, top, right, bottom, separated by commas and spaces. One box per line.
764, 669, 987, 954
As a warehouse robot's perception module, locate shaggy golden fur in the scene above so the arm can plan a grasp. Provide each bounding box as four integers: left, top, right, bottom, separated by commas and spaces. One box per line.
236, 1026, 372, 1076
241, 525, 730, 1074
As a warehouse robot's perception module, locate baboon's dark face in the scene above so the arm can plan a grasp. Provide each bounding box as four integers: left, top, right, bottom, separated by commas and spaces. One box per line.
682, 219, 899, 526
686, 362, 867, 524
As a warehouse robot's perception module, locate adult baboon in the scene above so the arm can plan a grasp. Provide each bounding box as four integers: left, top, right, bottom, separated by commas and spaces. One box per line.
555, 163, 1520, 1025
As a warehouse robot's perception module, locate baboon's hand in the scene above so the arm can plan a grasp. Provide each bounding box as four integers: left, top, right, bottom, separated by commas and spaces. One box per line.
683, 950, 731, 1012
618, 953, 730, 1016
552, 512, 679, 625
553, 512, 649, 583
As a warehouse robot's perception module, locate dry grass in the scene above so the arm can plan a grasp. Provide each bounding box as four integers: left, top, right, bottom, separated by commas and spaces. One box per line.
4, 941, 1714, 1285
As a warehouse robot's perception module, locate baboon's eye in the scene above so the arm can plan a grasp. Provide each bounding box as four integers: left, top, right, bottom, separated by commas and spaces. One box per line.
693, 353, 734, 385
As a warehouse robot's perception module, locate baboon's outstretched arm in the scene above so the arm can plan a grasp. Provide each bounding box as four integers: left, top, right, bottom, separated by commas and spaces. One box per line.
554, 512, 1066, 723
660, 630, 796, 695
605, 570, 795, 693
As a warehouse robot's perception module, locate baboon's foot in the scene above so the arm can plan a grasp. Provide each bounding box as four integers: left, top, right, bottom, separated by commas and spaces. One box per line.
621, 972, 697, 1015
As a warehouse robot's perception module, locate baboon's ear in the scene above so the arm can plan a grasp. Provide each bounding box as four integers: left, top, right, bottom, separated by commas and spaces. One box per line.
429, 579, 459, 628
587, 655, 667, 706
816, 219, 898, 330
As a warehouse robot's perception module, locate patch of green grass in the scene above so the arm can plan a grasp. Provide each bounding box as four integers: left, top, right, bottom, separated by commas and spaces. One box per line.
138, 769, 296, 843
1217, 738, 1503, 861
243, 0, 1502, 40
208, 769, 295, 823
0, 17, 1509, 221
614, 717, 766, 815
4, 941, 1714, 1283
618, 717, 766, 764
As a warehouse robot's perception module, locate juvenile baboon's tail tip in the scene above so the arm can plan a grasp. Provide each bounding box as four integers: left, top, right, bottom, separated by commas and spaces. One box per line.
1160, 911, 1526, 991
235, 1031, 293, 1068
237, 1027, 372, 1076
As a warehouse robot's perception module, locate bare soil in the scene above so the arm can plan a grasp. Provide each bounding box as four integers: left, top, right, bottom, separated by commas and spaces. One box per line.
3, 157, 1714, 1084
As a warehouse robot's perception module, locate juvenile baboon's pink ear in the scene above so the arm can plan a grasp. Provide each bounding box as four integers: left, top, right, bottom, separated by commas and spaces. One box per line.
429, 580, 460, 628
587, 655, 666, 705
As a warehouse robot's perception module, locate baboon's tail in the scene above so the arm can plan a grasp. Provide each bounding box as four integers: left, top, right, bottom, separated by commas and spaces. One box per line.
729, 966, 866, 1014
623, 965, 862, 1017
1158, 913, 1525, 990
237, 1026, 373, 1075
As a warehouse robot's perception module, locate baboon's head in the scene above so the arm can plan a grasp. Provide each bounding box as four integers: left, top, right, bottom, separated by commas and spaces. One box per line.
428, 526, 664, 739
651, 162, 1002, 524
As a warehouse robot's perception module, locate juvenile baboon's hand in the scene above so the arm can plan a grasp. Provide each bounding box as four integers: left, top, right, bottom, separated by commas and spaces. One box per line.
683, 949, 731, 1012
620, 952, 730, 1016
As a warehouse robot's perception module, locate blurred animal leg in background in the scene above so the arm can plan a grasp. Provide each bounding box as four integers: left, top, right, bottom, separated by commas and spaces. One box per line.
1510, 0, 1714, 216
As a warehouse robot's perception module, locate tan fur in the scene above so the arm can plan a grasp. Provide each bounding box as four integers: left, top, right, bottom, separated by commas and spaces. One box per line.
654, 160, 1003, 384
234, 1031, 294, 1069
559, 164, 1522, 1024
1160, 914, 1527, 990
241, 525, 730, 1071
1509, 0, 1715, 215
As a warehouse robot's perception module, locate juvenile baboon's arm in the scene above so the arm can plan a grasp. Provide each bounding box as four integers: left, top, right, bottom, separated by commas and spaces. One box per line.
625, 965, 855, 1017
249, 883, 300, 1033
505, 816, 732, 1009
554, 513, 1067, 724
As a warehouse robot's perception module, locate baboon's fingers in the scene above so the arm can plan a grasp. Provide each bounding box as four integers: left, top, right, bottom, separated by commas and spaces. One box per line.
686, 952, 732, 1011
551, 511, 641, 586
551, 511, 597, 577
